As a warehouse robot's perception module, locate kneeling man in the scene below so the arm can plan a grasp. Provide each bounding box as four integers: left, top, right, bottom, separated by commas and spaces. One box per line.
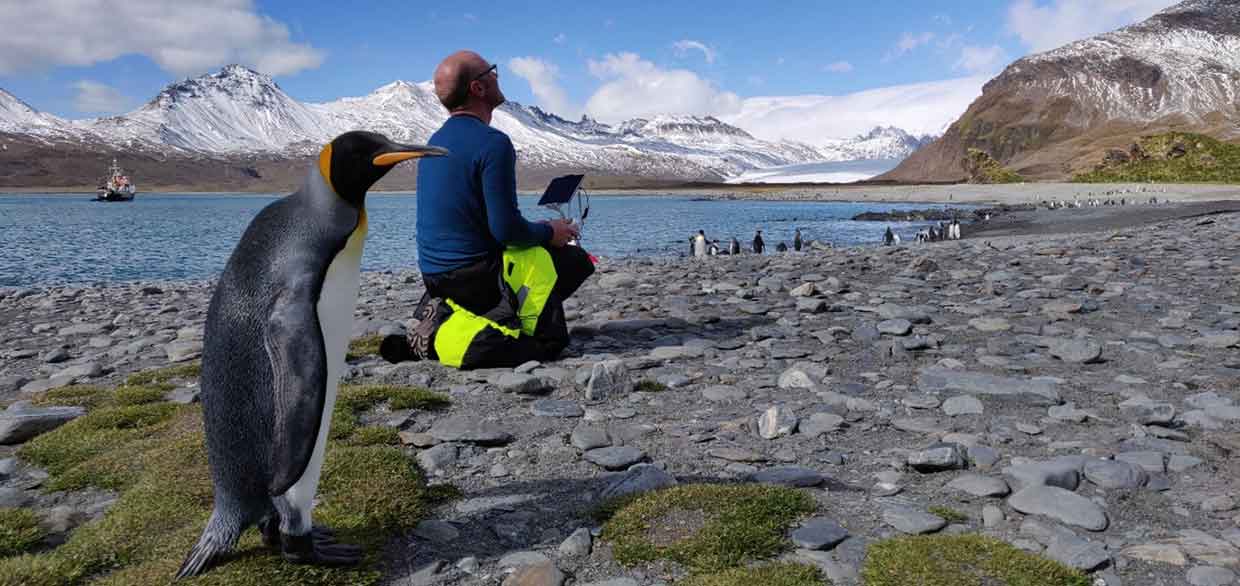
382, 50, 593, 369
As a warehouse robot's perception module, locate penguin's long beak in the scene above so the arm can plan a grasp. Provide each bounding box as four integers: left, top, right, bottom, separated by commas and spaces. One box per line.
373, 144, 449, 166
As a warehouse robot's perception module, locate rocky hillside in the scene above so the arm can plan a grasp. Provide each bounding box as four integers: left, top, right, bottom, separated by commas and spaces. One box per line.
882, 0, 1240, 182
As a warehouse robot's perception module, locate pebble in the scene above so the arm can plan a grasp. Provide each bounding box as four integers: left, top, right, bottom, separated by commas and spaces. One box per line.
1008, 485, 1109, 531
883, 506, 947, 534
583, 446, 646, 470
790, 517, 850, 550
947, 474, 1011, 497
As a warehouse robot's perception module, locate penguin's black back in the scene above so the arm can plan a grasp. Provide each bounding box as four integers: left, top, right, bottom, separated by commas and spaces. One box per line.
200, 181, 358, 504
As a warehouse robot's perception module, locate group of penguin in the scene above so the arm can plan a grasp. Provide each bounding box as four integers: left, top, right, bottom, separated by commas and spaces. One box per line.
690, 228, 804, 257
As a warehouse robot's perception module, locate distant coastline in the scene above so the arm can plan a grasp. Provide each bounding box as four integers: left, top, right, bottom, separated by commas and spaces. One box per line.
6, 182, 1240, 205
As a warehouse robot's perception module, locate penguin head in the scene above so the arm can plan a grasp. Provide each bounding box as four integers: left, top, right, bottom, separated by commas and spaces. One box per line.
317, 131, 448, 206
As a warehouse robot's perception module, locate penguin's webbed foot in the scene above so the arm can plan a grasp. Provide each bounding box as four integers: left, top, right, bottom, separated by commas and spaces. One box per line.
260, 517, 340, 549
280, 530, 363, 566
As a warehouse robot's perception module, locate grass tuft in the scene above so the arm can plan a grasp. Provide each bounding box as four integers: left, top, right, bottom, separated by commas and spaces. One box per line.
346, 335, 385, 361
1074, 132, 1240, 183
346, 426, 400, 447
29, 386, 111, 409
928, 506, 968, 524
331, 385, 450, 443
0, 391, 443, 585
964, 148, 1023, 184
635, 380, 669, 393
601, 484, 816, 573
113, 386, 170, 407
125, 362, 201, 387
680, 563, 826, 586
0, 509, 45, 558
860, 534, 1092, 586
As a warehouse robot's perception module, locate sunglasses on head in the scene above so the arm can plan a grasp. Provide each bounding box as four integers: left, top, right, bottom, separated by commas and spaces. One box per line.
472, 64, 498, 82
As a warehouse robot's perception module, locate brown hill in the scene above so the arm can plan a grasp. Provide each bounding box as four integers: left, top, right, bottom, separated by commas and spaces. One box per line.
881, 0, 1240, 183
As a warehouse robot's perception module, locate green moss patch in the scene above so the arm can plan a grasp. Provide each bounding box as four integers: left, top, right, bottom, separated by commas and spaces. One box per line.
346, 427, 400, 447
0, 509, 45, 558
346, 335, 385, 361
125, 362, 201, 387
964, 148, 1023, 184
331, 385, 450, 442
681, 563, 826, 586
927, 506, 968, 524
601, 484, 816, 573
1075, 132, 1240, 183
29, 386, 111, 409
1, 394, 442, 585
635, 380, 668, 393
861, 534, 1091, 586
113, 386, 169, 407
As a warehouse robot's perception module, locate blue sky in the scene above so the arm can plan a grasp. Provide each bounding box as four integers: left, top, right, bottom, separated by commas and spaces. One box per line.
0, 0, 1176, 141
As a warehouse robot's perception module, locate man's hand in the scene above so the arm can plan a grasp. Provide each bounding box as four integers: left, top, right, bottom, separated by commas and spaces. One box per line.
545, 218, 579, 247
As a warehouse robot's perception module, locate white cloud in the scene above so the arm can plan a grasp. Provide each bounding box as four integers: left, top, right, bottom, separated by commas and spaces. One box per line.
954, 45, 1010, 74
933, 14, 954, 25
883, 32, 936, 62
583, 53, 741, 123
671, 40, 717, 64
1006, 0, 1177, 52
0, 0, 325, 76
508, 56, 580, 120
553, 33, 567, 44
722, 75, 988, 144
71, 80, 132, 114
824, 61, 854, 73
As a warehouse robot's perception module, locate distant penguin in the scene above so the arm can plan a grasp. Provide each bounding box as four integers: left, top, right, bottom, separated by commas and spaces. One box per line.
793, 228, 803, 251
176, 132, 446, 578
693, 230, 707, 257
729, 237, 741, 255
883, 226, 895, 246
776, 242, 788, 252
752, 230, 765, 254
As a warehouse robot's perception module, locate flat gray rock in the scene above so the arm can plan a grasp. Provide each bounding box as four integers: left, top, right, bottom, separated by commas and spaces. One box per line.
800, 412, 844, 437
750, 466, 823, 487
758, 405, 798, 439
428, 417, 513, 446
586, 360, 631, 402
883, 507, 947, 534
942, 395, 984, 416
969, 317, 1011, 332
498, 373, 554, 395
0, 404, 86, 444
1048, 338, 1103, 364
917, 368, 1061, 405
707, 447, 767, 462
702, 385, 747, 402
947, 474, 1011, 497
1008, 486, 1109, 531
791, 517, 850, 550
1188, 566, 1237, 586
877, 319, 913, 336
1118, 398, 1176, 425
908, 443, 967, 472
598, 464, 678, 500
570, 424, 611, 451
1003, 457, 1084, 491
1083, 459, 1148, 490
530, 399, 583, 418
584, 446, 646, 470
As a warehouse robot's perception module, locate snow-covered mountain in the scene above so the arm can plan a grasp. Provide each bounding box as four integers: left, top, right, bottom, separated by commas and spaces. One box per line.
0, 88, 72, 138
885, 0, 1240, 182
1, 65, 930, 182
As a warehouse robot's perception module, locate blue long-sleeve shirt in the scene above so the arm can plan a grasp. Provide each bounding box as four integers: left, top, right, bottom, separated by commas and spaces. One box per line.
415, 115, 552, 275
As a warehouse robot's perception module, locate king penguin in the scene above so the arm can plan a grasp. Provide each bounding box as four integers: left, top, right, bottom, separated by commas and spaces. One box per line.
176, 131, 447, 578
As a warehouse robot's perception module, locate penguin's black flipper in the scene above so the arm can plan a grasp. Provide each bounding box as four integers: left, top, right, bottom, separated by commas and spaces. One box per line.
264, 287, 328, 496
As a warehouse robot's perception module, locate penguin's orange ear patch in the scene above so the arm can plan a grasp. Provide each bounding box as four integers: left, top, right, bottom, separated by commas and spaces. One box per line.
318, 143, 333, 185
372, 152, 425, 166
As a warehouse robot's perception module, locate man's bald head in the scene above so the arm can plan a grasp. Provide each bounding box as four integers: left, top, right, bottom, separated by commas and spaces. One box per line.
434, 51, 488, 111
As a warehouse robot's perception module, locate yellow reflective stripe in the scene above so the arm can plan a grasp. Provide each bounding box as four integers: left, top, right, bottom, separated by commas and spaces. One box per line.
502, 247, 558, 335
433, 298, 520, 368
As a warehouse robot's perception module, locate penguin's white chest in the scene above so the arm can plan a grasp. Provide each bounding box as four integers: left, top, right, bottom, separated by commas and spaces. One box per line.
280, 214, 366, 519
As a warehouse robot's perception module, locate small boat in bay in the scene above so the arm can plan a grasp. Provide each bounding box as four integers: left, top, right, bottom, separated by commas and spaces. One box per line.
95, 159, 136, 202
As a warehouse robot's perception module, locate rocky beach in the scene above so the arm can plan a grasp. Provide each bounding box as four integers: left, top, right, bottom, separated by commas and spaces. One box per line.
1, 201, 1239, 585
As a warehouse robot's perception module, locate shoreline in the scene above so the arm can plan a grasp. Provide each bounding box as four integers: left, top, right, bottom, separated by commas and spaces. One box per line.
5, 181, 1240, 205
0, 209, 1237, 586
4, 199, 1238, 292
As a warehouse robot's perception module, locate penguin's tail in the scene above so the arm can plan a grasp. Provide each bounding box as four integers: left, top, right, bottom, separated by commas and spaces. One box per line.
175, 510, 243, 579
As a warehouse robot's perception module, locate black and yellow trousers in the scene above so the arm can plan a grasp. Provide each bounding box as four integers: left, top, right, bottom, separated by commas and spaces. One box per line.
420, 244, 594, 369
